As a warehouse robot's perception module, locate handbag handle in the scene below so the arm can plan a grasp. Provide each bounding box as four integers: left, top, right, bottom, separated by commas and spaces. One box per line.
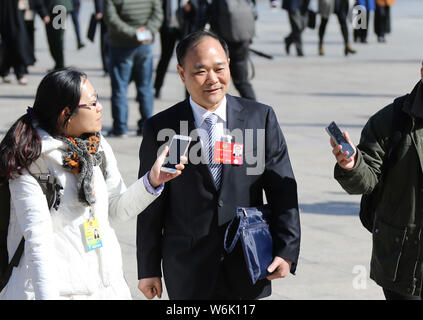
223, 209, 247, 253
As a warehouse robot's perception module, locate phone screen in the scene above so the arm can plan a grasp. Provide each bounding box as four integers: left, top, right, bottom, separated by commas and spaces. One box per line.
163, 136, 191, 170
326, 121, 355, 159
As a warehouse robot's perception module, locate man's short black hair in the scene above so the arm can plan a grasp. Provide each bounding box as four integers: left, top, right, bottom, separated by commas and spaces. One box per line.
176, 30, 229, 67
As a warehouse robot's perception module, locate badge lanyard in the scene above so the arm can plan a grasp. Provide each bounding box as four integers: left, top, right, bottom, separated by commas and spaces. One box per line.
82, 179, 103, 252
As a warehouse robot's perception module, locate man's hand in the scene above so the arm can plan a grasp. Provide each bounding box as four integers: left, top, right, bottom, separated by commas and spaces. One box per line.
330, 131, 357, 170
43, 16, 50, 24
266, 256, 292, 280
149, 146, 187, 188
138, 277, 162, 299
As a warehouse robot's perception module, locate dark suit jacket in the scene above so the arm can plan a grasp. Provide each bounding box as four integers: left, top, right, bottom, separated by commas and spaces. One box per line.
137, 95, 300, 300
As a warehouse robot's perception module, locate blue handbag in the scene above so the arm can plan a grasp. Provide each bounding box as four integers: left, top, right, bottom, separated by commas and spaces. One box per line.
224, 205, 273, 284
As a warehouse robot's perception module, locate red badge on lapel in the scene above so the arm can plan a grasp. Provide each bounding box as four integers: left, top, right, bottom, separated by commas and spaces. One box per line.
213, 142, 243, 165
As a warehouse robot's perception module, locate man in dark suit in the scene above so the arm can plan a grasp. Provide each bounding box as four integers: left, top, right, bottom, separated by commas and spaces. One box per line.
137, 30, 300, 300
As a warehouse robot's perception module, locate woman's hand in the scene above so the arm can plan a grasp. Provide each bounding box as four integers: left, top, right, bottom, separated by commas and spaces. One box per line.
148, 146, 187, 188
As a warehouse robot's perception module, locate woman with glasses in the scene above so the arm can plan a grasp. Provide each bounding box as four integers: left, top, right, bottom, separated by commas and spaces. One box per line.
0, 69, 185, 299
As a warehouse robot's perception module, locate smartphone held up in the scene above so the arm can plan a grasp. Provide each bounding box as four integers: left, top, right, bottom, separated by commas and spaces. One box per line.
325, 121, 355, 159
161, 135, 192, 174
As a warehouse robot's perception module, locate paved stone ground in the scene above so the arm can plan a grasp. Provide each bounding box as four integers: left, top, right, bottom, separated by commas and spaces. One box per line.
0, 0, 422, 300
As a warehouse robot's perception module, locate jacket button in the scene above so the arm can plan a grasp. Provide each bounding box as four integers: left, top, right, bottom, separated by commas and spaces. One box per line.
395, 237, 400, 242
218, 200, 224, 207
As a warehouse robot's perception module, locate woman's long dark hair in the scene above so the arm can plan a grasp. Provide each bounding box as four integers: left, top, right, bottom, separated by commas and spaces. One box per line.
0, 69, 87, 180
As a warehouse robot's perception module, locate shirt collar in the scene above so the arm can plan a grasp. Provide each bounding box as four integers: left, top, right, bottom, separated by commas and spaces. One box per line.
189, 96, 227, 128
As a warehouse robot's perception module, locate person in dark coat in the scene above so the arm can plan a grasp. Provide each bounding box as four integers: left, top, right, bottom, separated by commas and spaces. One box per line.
209, 0, 256, 100
153, 0, 208, 99
70, 0, 85, 49
0, 0, 35, 84
273, 0, 310, 56
44, 0, 73, 70
22, 0, 50, 64
153, 0, 183, 99
331, 65, 423, 300
93, 0, 109, 75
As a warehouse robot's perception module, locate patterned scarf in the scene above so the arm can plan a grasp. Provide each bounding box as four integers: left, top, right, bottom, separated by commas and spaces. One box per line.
57, 133, 102, 206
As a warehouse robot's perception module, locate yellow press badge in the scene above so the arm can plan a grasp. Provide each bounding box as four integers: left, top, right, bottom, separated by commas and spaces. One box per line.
83, 218, 103, 251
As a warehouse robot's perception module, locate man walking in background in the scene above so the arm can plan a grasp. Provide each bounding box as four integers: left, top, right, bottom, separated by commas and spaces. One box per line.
104, 0, 163, 137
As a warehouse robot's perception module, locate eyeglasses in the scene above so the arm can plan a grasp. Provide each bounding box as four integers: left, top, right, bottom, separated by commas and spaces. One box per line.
78, 94, 100, 110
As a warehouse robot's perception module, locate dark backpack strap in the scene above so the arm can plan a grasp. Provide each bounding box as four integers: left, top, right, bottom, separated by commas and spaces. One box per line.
0, 237, 24, 292
386, 94, 411, 165
0, 158, 63, 291
1, 153, 107, 291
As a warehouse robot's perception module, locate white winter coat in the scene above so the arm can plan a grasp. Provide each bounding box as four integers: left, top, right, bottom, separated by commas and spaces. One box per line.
0, 129, 158, 299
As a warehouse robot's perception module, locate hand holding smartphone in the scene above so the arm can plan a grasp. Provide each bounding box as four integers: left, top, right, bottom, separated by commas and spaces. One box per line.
136, 29, 153, 42
326, 121, 356, 160
160, 135, 191, 173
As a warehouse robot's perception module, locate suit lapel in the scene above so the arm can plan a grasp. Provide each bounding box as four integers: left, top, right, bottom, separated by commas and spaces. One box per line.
218, 95, 247, 195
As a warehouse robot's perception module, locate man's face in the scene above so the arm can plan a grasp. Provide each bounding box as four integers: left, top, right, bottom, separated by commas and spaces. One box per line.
177, 37, 230, 111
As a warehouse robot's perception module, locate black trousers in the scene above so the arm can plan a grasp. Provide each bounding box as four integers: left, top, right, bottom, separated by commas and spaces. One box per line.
374, 5, 391, 37
319, 12, 349, 46
353, 10, 371, 42
383, 288, 422, 300
46, 12, 66, 69
100, 20, 110, 73
286, 10, 306, 51
0, 42, 26, 79
154, 27, 180, 96
211, 237, 270, 300
227, 41, 256, 101
71, 0, 82, 46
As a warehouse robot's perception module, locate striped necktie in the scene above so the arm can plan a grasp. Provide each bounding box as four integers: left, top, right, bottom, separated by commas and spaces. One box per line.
204, 113, 222, 189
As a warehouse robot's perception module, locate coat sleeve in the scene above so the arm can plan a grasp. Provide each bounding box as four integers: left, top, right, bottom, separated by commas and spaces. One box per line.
145, 0, 163, 34
9, 170, 59, 300
103, 0, 137, 41
94, 0, 103, 14
136, 119, 167, 279
262, 107, 301, 274
334, 105, 392, 195
101, 137, 159, 224
32, 0, 48, 19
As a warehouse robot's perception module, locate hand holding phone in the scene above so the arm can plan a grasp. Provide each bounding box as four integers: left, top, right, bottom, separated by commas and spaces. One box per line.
148, 146, 187, 188
326, 121, 357, 169
136, 29, 153, 42
148, 135, 191, 187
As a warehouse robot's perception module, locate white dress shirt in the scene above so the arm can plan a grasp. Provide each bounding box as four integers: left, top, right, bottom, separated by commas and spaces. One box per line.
189, 96, 228, 161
